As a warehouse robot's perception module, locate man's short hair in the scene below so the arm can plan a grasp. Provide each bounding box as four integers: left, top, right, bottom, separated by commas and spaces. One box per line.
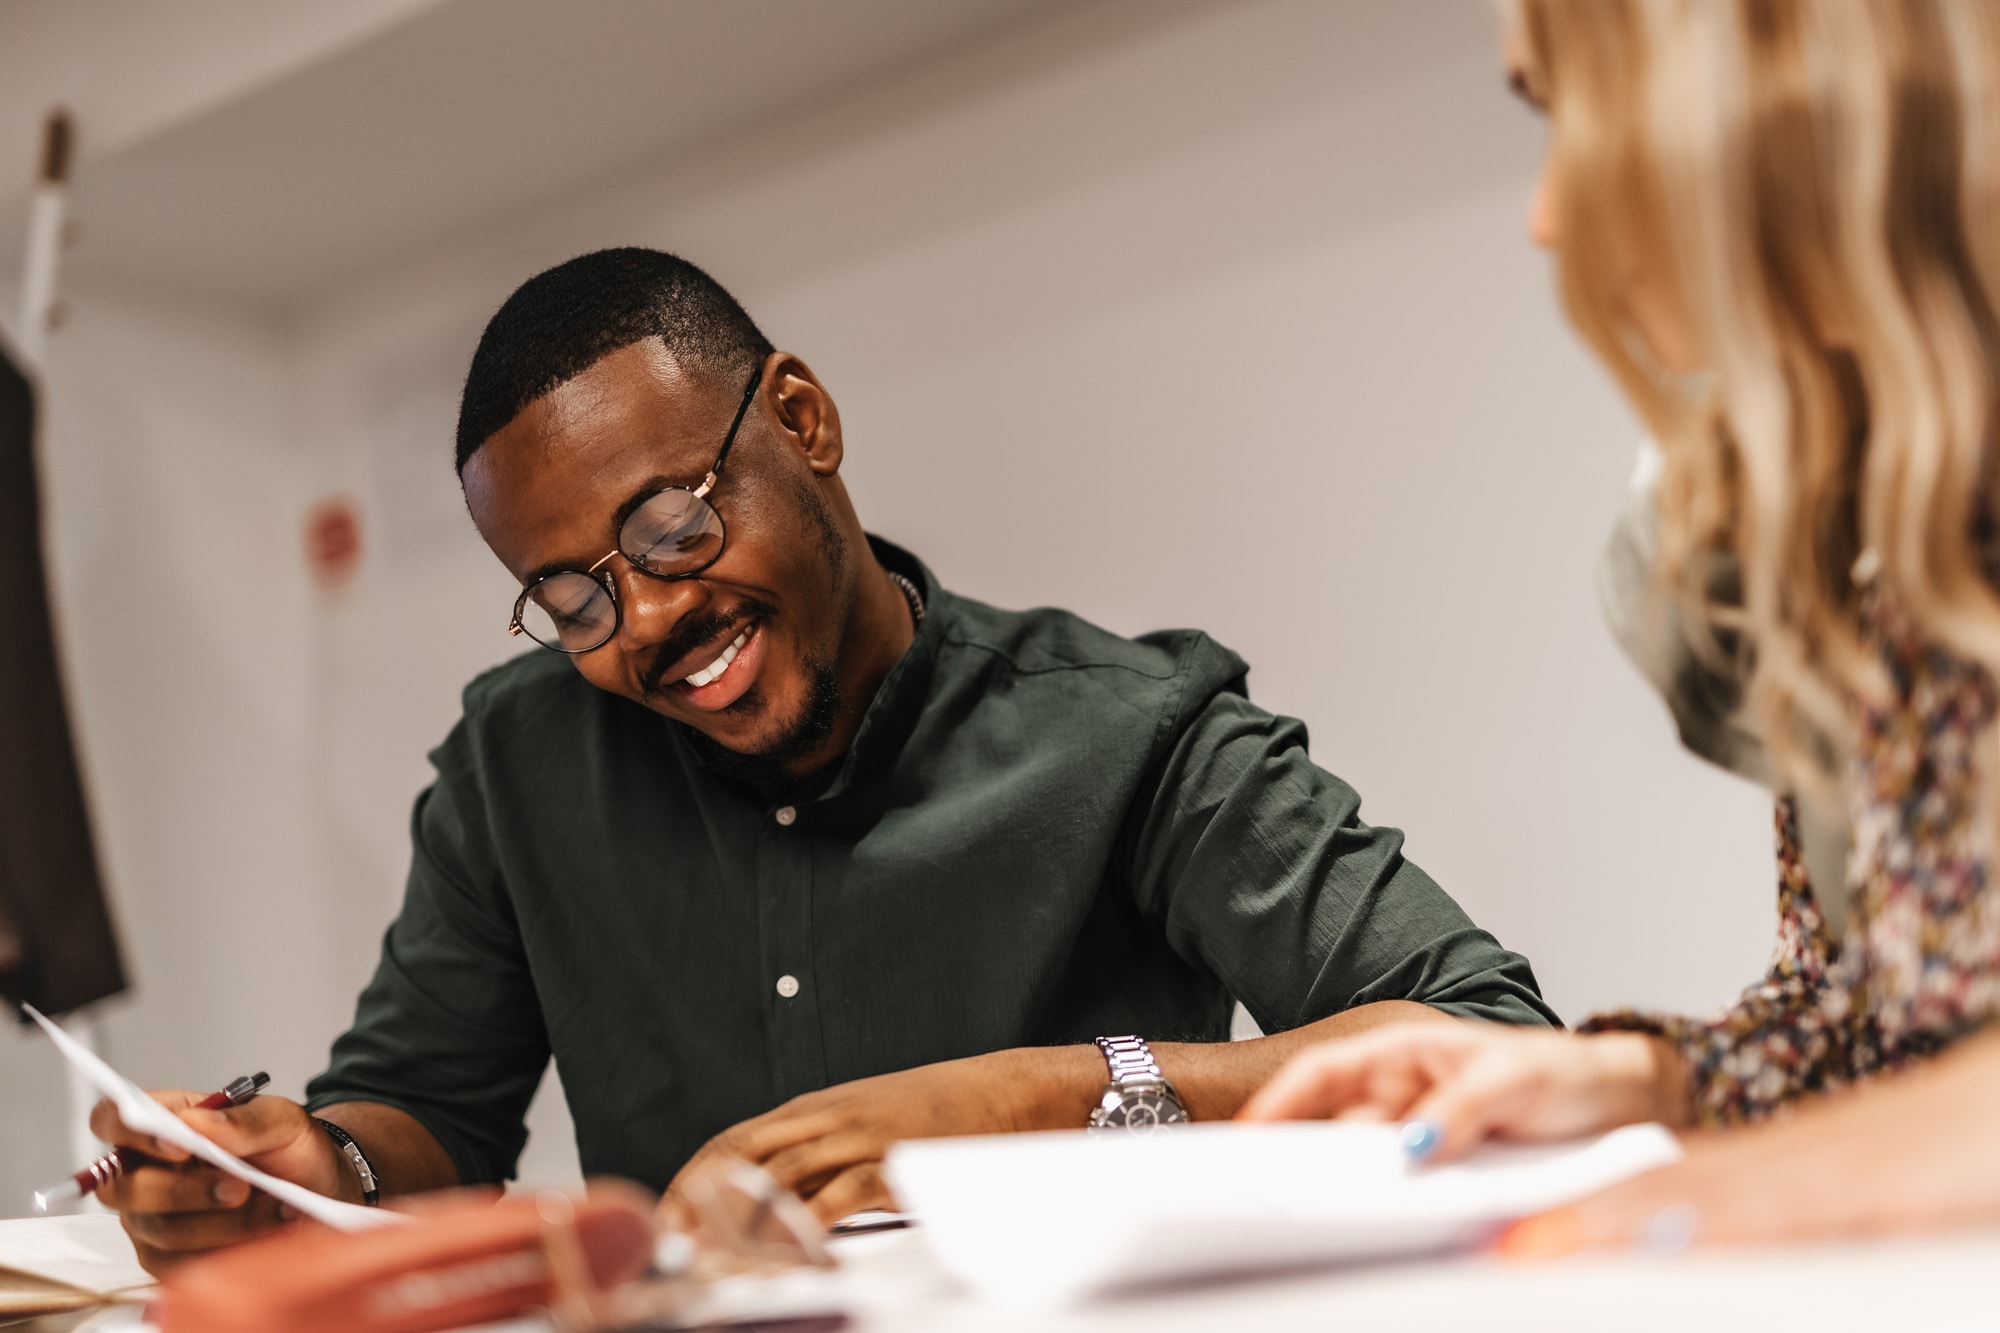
455, 247, 774, 474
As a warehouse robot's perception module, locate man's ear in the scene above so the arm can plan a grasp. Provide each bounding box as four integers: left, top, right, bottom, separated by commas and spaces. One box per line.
767, 354, 843, 477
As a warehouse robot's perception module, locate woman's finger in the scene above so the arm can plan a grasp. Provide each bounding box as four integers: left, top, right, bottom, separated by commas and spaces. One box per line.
1399, 1051, 1548, 1163
1239, 1027, 1437, 1121
1497, 1162, 1691, 1259
1356, 1052, 1431, 1124
1237, 1044, 1375, 1120
1509, 1130, 1828, 1256
1242, 1023, 1490, 1122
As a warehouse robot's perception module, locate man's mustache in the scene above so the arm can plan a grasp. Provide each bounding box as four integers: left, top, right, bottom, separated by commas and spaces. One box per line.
640, 596, 780, 697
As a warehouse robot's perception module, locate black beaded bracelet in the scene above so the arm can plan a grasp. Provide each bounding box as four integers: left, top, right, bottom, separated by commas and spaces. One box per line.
313, 1117, 381, 1206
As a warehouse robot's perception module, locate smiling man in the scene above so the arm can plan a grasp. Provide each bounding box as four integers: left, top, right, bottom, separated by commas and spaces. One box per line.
93, 248, 1552, 1272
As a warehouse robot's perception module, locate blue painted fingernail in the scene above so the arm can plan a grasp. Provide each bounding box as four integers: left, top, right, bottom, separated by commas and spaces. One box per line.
1400, 1119, 1442, 1162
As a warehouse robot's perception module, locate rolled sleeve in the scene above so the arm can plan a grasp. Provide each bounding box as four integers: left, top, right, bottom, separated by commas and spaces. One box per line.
1122, 636, 1556, 1031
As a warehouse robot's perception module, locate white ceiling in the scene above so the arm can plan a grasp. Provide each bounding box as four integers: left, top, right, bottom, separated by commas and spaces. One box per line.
0, 0, 1060, 310
0, 0, 444, 206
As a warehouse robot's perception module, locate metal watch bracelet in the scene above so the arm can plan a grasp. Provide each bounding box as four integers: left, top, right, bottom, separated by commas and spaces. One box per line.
1087, 1034, 1190, 1133
1094, 1034, 1166, 1087
314, 1116, 380, 1206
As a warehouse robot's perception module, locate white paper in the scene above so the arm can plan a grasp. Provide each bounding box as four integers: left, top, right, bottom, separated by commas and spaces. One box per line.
0, 1214, 153, 1297
886, 1120, 1683, 1307
23, 1004, 398, 1232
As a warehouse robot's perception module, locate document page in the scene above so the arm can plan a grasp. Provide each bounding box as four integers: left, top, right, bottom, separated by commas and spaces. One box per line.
886, 1120, 1682, 1307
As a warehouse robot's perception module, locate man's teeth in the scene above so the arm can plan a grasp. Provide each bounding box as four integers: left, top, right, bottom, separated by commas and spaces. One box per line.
683, 629, 750, 688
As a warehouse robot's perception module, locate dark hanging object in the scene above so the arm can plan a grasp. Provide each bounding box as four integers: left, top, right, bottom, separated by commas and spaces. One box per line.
0, 331, 127, 1014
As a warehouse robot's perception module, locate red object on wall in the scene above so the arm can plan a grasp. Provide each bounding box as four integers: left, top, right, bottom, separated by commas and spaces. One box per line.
305, 497, 363, 590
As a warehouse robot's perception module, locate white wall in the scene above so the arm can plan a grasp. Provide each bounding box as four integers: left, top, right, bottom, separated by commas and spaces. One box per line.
2, 0, 1776, 1208
0, 291, 331, 1205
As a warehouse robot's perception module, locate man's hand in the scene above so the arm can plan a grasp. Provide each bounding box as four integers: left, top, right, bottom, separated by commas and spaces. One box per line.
669, 1050, 1055, 1226
89, 1091, 352, 1275
92, 1094, 460, 1276
1238, 1023, 1691, 1159
669, 1002, 1456, 1227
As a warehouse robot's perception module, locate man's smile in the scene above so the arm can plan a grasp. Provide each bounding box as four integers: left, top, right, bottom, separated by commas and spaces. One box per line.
667, 619, 767, 712
681, 626, 749, 689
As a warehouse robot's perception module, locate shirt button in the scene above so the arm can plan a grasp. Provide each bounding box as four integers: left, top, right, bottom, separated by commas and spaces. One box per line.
775, 974, 801, 998
774, 805, 797, 826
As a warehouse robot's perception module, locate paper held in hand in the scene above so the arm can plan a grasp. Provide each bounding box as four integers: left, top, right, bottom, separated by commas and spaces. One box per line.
885, 1120, 1683, 1307
22, 1003, 397, 1233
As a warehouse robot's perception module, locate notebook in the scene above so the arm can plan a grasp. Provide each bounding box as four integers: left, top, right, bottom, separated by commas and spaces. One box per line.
0, 1212, 155, 1316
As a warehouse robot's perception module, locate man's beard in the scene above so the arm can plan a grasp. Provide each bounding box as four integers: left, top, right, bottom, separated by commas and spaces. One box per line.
689, 653, 844, 790
679, 472, 852, 789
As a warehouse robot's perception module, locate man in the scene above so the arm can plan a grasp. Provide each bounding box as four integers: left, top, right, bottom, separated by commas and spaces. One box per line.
97, 249, 1552, 1271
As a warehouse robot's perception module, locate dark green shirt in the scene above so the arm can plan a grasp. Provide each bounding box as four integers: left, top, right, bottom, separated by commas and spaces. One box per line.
307, 539, 1552, 1189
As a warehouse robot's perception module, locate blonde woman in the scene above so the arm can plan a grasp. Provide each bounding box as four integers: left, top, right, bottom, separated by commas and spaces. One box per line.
1244, 0, 2000, 1248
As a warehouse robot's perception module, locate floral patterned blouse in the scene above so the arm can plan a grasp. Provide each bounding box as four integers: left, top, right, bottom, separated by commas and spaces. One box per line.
1584, 598, 2000, 1124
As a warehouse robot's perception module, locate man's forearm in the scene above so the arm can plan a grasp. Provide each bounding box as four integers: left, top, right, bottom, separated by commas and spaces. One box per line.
313, 1102, 462, 1202
1008, 1000, 1452, 1128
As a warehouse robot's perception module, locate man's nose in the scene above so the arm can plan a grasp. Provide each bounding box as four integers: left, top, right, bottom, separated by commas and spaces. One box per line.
611, 559, 704, 649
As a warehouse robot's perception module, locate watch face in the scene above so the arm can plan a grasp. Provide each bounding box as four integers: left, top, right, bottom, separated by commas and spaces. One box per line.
1097, 1088, 1189, 1133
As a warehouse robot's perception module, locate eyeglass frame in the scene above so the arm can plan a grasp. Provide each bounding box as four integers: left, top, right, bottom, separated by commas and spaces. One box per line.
506, 366, 764, 655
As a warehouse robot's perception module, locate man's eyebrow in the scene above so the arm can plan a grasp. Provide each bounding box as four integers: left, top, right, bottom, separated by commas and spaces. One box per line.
519, 475, 675, 586
611, 475, 678, 533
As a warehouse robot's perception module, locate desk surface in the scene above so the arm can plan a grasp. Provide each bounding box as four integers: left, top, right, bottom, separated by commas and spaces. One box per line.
831, 1227, 1999, 1332
15, 1228, 1994, 1333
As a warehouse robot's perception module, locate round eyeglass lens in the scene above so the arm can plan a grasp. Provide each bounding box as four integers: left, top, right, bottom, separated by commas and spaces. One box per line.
518, 572, 617, 653
621, 488, 725, 576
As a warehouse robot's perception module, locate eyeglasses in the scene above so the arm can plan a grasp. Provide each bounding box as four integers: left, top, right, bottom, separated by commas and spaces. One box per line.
508, 368, 762, 654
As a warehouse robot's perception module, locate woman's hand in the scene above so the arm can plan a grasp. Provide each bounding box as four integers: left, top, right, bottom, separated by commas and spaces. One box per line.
1237, 1022, 1690, 1160
1497, 1131, 1802, 1257
1501, 1030, 2000, 1255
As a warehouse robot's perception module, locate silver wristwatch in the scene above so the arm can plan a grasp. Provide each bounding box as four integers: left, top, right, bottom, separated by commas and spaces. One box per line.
1086, 1034, 1190, 1133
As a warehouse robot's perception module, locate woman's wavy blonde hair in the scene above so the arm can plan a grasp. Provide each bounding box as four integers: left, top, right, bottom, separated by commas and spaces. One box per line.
1508, 0, 2000, 792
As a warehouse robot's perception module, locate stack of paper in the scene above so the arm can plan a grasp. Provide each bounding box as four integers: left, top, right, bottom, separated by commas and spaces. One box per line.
0, 1213, 154, 1317
885, 1121, 1681, 1307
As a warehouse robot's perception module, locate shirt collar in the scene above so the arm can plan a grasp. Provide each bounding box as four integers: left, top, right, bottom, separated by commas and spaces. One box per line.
818, 534, 943, 802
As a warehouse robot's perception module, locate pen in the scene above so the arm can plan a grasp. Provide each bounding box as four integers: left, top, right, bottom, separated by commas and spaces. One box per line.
32, 1071, 269, 1213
